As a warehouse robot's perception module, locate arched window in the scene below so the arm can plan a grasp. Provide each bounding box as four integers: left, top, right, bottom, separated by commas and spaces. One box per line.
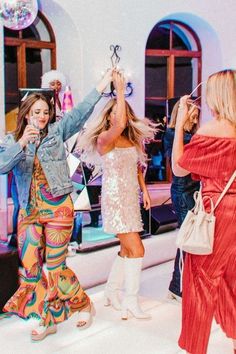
4, 11, 56, 131
145, 20, 202, 183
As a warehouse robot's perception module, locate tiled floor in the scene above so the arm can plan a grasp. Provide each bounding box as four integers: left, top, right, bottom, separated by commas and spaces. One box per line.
0, 260, 232, 354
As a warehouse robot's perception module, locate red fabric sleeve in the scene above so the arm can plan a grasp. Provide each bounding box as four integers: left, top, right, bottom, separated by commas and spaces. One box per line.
178, 134, 236, 179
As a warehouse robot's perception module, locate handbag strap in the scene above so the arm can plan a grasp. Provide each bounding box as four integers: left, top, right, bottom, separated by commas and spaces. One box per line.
214, 170, 236, 210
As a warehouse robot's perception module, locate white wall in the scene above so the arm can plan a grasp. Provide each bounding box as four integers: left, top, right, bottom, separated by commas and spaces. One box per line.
0, 20, 5, 138
39, 0, 236, 121
0, 19, 8, 241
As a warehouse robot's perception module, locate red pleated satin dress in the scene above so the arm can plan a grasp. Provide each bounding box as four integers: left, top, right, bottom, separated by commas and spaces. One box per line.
177, 134, 236, 354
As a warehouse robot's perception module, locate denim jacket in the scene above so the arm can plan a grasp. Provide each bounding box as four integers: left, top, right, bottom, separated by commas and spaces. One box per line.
0, 89, 101, 209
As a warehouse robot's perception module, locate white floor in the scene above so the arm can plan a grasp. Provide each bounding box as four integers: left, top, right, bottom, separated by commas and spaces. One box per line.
0, 260, 232, 354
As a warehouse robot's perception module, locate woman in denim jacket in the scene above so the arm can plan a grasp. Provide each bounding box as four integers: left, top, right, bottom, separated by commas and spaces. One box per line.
0, 70, 112, 341
163, 99, 200, 301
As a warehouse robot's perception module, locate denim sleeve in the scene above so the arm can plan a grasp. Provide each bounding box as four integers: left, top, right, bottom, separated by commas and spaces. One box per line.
58, 88, 101, 142
0, 135, 25, 174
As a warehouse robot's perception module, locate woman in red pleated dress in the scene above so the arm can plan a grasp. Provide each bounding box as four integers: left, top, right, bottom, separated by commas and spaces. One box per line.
172, 69, 236, 354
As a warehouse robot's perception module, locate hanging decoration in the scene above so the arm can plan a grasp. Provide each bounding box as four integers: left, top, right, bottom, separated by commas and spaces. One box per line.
102, 44, 134, 98
0, 0, 38, 30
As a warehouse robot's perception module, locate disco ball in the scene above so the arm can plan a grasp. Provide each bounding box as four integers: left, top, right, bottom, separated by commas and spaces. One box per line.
0, 0, 38, 30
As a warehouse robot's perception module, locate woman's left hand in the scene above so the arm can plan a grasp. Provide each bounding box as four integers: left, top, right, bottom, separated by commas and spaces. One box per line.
143, 190, 151, 210
113, 70, 125, 94
176, 95, 190, 129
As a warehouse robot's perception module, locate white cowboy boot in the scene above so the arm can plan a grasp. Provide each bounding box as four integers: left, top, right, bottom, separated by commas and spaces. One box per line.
121, 257, 151, 320
104, 254, 124, 310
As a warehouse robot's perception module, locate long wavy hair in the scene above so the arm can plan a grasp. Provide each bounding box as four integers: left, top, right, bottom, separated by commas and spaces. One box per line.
168, 99, 200, 134
14, 93, 54, 141
76, 98, 157, 166
206, 69, 236, 125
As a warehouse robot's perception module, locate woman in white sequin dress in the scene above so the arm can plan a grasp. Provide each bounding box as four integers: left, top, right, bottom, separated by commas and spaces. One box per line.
77, 71, 156, 320
101, 146, 143, 234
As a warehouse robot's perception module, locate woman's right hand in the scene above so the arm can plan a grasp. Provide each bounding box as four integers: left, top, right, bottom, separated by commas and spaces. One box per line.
96, 68, 114, 94
18, 125, 39, 148
175, 95, 190, 129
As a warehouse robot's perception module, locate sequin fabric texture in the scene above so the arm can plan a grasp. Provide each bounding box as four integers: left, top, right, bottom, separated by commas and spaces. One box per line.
101, 147, 143, 234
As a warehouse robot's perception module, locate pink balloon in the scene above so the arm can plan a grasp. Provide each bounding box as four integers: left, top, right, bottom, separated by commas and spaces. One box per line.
0, 0, 38, 30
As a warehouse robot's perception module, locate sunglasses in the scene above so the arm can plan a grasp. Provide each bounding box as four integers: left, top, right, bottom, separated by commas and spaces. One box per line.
189, 81, 205, 97
186, 81, 205, 110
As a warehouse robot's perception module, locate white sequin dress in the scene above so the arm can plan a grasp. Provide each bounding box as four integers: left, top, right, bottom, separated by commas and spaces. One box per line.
101, 146, 143, 234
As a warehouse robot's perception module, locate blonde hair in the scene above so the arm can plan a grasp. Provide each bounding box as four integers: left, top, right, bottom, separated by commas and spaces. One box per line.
206, 69, 236, 125
75, 98, 157, 166
168, 99, 200, 133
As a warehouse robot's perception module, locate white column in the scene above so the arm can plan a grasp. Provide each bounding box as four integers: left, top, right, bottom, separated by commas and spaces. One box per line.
0, 19, 8, 242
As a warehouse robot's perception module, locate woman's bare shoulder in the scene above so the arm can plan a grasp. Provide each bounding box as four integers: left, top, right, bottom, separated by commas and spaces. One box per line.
197, 121, 215, 135
197, 119, 236, 138
97, 134, 115, 155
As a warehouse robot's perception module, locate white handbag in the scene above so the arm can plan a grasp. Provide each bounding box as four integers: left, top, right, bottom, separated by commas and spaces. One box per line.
176, 170, 236, 255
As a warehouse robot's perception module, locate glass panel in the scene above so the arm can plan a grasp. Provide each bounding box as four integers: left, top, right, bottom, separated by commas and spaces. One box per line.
173, 23, 199, 51
34, 16, 51, 41
81, 210, 116, 245
174, 57, 193, 97
145, 99, 166, 122
4, 27, 19, 38
22, 24, 40, 40
26, 48, 51, 88
4, 46, 18, 132
26, 48, 52, 89
22, 17, 51, 41
146, 24, 170, 49
191, 58, 199, 95
172, 24, 190, 50
26, 48, 42, 88
145, 99, 167, 183
145, 140, 167, 184
41, 48, 51, 76
145, 56, 167, 98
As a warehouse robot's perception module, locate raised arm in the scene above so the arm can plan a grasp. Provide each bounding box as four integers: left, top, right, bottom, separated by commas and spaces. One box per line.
172, 95, 191, 177
59, 69, 113, 142
97, 71, 126, 154
0, 134, 26, 174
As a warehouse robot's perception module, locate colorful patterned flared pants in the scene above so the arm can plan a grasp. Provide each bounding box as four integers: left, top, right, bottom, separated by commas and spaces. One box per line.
4, 195, 89, 325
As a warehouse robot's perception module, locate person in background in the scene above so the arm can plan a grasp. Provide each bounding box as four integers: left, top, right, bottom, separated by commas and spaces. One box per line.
172, 69, 236, 354
82, 163, 100, 228
77, 70, 156, 320
0, 70, 112, 341
163, 99, 200, 301
41, 69, 66, 121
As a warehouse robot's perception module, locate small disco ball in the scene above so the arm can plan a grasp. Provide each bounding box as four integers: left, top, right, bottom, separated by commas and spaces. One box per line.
0, 0, 38, 30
